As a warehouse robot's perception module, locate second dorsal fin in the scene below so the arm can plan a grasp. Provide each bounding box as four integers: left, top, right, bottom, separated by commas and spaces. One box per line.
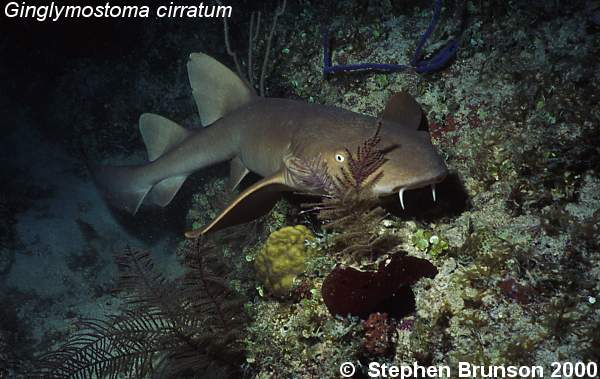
139, 113, 190, 161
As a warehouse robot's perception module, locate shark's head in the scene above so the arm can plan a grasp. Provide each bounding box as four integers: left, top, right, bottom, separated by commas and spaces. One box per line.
371, 123, 448, 205
288, 92, 447, 207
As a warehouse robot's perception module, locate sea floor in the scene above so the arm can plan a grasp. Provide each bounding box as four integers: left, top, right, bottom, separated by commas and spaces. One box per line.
1, 1, 599, 378
0, 125, 182, 364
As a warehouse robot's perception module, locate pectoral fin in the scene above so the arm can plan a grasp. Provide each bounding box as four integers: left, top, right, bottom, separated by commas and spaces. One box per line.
185, 171, 291, 238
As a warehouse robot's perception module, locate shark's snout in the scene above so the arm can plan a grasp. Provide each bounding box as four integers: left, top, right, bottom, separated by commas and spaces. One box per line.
372, 160, 448, 210
373, 156, 448, 194
392, 168, 448, 210
391, 167, 448, 193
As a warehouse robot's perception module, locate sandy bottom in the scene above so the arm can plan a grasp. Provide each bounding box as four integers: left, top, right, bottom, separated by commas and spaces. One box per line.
3, 126, 183, 348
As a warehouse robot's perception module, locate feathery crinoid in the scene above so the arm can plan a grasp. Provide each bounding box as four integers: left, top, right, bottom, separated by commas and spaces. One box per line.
287, 153, 336, 194
335, 121, 387, 193
296, 122, 400, 262
33, 242, 247, 379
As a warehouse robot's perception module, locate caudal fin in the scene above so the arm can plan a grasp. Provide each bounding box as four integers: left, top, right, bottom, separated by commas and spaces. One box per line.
95, 114, 191, 214
96, 52, 250, 214
94, 164, 151, 214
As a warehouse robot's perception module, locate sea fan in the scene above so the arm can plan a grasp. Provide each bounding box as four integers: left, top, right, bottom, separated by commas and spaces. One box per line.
32, 242, 247, 379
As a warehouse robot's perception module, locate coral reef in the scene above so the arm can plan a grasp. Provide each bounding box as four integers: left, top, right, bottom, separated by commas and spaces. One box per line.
4, 0, 600, 378
361, 312, 396, 357
411, 228, 449, 257
242, 0, 600, 376
323, 0, 461, 75
254, 225, 315, 297
244, 294, 362, 378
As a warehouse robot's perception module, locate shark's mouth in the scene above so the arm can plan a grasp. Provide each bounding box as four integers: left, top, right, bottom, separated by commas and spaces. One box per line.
397, 184, 437, 210
392, 171, 447, 210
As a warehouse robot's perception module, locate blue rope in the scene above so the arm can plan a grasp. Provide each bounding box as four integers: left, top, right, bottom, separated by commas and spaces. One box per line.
323, 0, 459, 76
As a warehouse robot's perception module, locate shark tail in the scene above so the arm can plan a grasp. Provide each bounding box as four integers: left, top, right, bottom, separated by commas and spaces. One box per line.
94, 164, 150, 215
97, 52, 253, 214
94, 113, 191, 214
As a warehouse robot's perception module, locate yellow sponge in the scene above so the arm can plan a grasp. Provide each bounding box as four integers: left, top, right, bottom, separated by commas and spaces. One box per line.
255, 225, 315, 297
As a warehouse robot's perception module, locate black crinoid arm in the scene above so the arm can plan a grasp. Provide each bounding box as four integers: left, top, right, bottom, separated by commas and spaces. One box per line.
32, 243, 247, 379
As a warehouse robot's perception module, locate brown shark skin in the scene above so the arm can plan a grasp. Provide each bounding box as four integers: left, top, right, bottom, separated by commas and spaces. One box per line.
138, 97, 447, 195
94, 54, 447, 237
236, 99, 442, 180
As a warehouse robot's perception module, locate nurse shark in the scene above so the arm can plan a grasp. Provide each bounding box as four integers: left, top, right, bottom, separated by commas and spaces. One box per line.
94, 53, 448, 237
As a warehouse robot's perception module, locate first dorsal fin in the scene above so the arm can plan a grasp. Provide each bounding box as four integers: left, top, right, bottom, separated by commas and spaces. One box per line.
187, 53, 256, 127
381, 92, 423, 130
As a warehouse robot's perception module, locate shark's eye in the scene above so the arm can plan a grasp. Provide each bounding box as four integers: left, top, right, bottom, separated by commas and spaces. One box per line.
335, 154, 345, 163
